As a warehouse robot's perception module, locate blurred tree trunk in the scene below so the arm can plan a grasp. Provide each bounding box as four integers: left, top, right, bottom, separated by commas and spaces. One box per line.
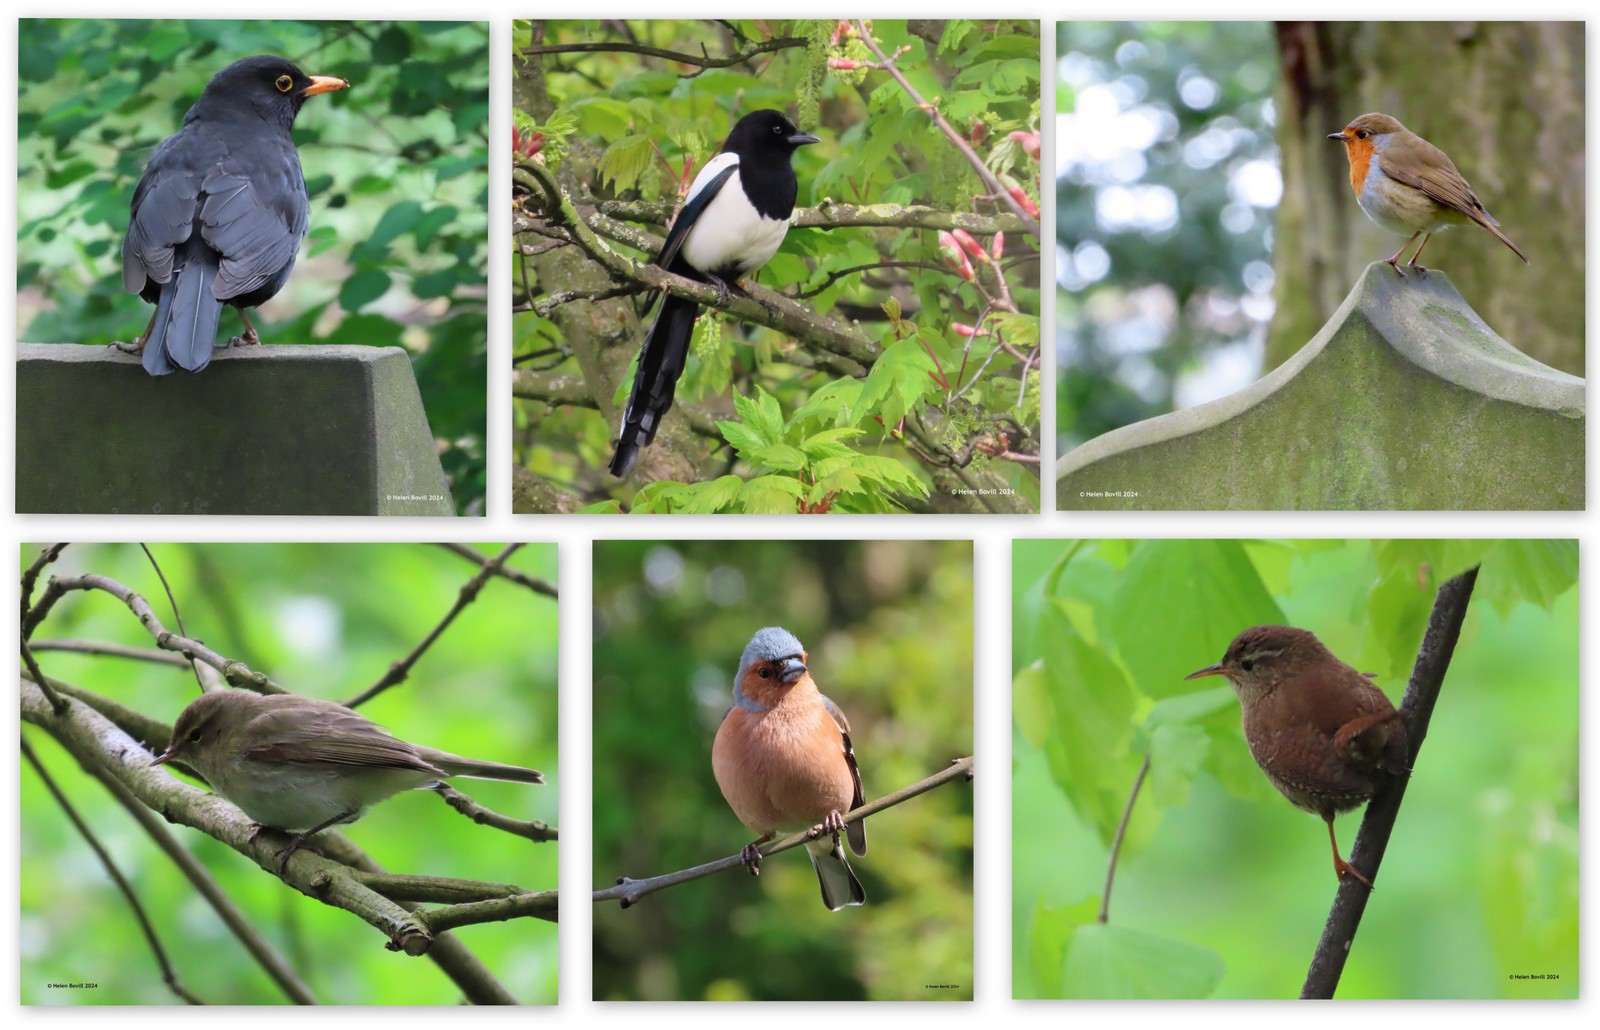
1269, 21, 1583, 375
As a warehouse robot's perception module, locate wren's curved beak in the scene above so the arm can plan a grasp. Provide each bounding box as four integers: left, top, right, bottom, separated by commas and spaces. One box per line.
1185, 663, 1224, 680
779, 657, 808, 685
302, 76, 350, 98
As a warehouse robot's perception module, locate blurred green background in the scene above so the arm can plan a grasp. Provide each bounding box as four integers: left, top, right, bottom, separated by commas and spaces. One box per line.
1013, 539, 1577, 999
592, 539, 974, 999
1056, 22, 1278, 454
20, 542, 557, 1004
17, 20, 489, 513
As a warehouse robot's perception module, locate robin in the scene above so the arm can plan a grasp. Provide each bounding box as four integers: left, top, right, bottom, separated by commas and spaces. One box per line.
1327, 113, 1527, 276
121, 57, 348, 375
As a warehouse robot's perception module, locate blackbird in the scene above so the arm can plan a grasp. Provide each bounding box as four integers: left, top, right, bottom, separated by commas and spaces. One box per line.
120, 56, 348, 376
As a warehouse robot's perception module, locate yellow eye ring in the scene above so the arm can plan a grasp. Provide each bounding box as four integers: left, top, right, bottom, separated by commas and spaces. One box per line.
275, 75, 294, 93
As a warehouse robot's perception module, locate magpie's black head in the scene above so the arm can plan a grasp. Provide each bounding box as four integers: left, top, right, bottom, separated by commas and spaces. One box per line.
723, 110, 821, 160
191, 56, 349, 130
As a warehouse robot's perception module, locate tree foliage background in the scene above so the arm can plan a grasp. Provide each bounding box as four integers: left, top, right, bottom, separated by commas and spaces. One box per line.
20, 543, 557, 1004
592, 539, 973, 999
1012, 538, 1578, 999
513, 19, 1041, 514
16, 20, 489, 514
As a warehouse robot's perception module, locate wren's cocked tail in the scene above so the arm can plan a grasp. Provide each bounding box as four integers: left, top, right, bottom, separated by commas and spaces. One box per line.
1188, 625, 1409, 886
1327, 112, 1527, 277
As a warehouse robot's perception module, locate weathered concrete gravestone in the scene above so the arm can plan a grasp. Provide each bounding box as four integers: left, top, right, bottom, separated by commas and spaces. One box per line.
1058, 265, 1583, 510
16, 345, 455, 515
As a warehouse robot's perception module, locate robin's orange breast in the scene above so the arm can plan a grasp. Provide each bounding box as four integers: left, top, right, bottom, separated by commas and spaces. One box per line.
1343, 137, 1373, 200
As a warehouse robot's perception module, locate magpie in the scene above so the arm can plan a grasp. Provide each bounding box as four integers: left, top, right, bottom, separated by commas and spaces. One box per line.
609, 109, 820, 477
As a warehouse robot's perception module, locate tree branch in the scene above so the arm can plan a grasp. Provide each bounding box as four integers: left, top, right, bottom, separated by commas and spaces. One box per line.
595, 198, 1030, 235
344, 544, 524, 707
433, 783, 558, 843
431, 542, 558, 599
594, 755, 972, 908
1300, 565, 1480, 999
523, 35, 806, 77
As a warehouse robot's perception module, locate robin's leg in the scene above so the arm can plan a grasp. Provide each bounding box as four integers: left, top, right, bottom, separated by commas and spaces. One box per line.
1325, 815, 1373, 887
227, 308, 262, 349
111, 311, 160, 356
1384, 232, 1423, 278
739, 833, 774, 877
1405, 232, 1435, 275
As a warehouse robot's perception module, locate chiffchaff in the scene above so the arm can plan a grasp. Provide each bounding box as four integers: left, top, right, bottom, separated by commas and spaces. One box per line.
151, 689, 543, 869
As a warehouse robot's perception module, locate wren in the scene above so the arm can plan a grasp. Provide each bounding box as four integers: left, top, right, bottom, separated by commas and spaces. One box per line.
1187, 625, 1409, 886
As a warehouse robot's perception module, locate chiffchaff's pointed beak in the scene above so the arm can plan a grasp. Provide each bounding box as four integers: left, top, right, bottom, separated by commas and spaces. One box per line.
302, 75, 349, 97
150, 749, 173, 767
1185, 663, 1225, 680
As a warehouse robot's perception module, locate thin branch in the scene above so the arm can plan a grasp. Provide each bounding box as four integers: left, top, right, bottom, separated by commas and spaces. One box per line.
29, 638, 192, 667
21, 738, 205, 1004
24, 573, 288, 694
852, 22, 1040, 238
344, 544, 524, 708
1300, 565, 1480, 999
595, 198, 1029, 235
594, 755, 973, 908
525, 35, 805, 77
139, 543, 202, 690
1099, 755, 1150, 924
431, 543, 558, 599
433, 783, 558, 842
417, 892, 559, 932
21, 543, 68, 633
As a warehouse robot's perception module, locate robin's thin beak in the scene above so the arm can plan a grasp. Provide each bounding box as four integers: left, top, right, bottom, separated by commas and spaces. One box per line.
1327, 130, 1350, 142
302, 76, 349, 97
1185, 663, 1225, 680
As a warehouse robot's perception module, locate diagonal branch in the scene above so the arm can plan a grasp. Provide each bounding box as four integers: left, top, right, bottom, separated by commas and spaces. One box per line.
593, 755, 972, 908
1300, 565, 1480, 998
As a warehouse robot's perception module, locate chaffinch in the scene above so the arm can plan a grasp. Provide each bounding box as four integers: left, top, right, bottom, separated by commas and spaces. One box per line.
712, 627, 867, 910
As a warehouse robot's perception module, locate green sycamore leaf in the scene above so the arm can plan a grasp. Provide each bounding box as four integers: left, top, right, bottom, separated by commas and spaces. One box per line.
1062, 923, 1225, 999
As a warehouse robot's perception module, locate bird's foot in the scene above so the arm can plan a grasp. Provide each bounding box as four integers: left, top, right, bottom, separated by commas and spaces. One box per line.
1383, 257, 1408, 279
271, 832, 319, 875
705, 274, 734, 306
1334, 857, 1375, 888
110, 336, 148, 356
814, 810, 847, 848
227, 327, 262, 348
1405, 261, 1430, 278
739, 841, 764, 877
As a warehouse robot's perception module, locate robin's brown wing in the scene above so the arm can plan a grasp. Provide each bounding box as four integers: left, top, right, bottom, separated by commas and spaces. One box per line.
1380, 135, 1500, 229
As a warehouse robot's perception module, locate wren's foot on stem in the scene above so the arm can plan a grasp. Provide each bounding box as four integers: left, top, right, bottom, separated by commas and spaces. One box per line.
1334, 856, 1375, 888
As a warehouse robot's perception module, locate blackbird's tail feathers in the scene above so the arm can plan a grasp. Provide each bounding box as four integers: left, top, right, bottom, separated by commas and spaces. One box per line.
609, 292, 699, 477
145, 241, 222, 376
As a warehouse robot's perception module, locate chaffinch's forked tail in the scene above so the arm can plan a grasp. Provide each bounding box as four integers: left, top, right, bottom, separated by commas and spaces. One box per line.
712, 626, 867, 911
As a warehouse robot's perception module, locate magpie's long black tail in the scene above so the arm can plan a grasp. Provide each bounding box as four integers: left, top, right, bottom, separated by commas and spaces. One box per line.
609, 292, 699, 477
143, 237, 222, 376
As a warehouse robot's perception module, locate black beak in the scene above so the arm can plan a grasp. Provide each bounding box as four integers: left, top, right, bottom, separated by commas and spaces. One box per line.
789, 130, 821, 147
1326, 131, 1349, 142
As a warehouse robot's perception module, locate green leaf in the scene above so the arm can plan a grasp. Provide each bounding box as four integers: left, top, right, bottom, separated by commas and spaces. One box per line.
718, 419, 768, 458
748, 443, 807, 472
739, 475, 804, 513
1478, 539, 1578, 615
596, 134, 656, 193
673, 475, 744, 514
1147, 723, 1209, 808
339, 269, 391, 312
1105, 540, 1284, 699
858, 337, 938, 425
1026, 895, 1100, 996
1062, 924, 1225, 999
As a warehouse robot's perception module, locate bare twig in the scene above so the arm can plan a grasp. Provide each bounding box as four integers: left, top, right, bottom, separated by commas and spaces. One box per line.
852, 22, 1040, 238
434, 784, 558, 843
431, 543, 558, 599
344, 544, 524, 707
1301, 566, 1480, 998
524, 35, 805, 77
1099, 755, 1150, 924
595, 755, 973, 908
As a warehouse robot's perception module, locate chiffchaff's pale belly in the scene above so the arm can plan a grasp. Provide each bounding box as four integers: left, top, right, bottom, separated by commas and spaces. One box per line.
203, 757, 442, 831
